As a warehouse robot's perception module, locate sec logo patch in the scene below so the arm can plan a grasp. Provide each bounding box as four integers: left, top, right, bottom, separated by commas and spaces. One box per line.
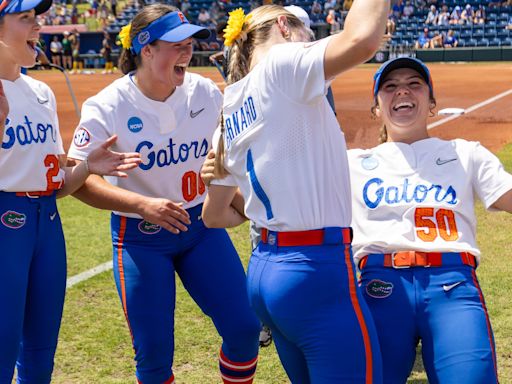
73, 128, 91, 148
128, 117, 143, 133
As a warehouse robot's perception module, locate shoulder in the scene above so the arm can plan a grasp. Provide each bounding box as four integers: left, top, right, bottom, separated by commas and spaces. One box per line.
84, 74, 130, 109
185, 72, 221, 95
21, 74, 54, 96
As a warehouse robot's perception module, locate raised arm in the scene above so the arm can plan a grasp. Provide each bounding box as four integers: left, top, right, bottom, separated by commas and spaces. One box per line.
324, 0, 391, 79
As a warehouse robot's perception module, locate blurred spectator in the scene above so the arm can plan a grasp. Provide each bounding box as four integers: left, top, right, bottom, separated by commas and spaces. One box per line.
71, 4, 78, 24
473, 5, 485, 25
430, 31, 443, 48
181, 0, 191, 17
197, 8, 211, 26
62, 31, 72, 70
249, 0, 260, 10
386, 12, 396, 35
449, 5, 462, 25
402, 1, 414, 19
311, 1, 322, 17
50, 35, 62, 67
342, 0, 353, 11
443, 29, 458, 47
98, 1, 109, 30
460, 4, 474, 25
111, 0, 117, 18
209, 21, 228, 79
101, 31, 113, 74
425, 5, 438, 25
325, 9, 341, 34
437, 5, 449, 26
415, 27, 430, 49
507, 16, 512, 30
392, 0, 404, 19
333, 0, 343, 12
324, 0, 336, 11
69, 30, 83, 74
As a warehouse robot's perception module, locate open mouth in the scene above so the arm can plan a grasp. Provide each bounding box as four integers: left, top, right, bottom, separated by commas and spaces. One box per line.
174, 63, 187, 76
26, 39, 38, 52
393, 101, 415, 111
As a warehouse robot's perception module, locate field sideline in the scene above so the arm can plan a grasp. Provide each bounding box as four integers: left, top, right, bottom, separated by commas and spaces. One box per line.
18, 63, 512, 383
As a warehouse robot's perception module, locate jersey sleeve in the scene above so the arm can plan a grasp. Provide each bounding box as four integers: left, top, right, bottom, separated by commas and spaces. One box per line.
210, 126, 238, 187
67, 98, 114, 160
471, 141, 512, 210
265, 37, 331, 105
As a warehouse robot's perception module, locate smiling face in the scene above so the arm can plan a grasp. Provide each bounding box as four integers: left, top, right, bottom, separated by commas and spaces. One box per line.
0, 10, 41, 69
142, 37, 193, 89
375, 67, 432, 143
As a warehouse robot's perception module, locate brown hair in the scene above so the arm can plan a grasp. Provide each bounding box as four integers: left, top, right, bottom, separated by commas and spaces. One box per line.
215, 5, 305, 174
118, 4, 179, 74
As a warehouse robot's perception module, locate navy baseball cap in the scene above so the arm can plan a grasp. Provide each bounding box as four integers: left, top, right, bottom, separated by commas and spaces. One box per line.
131, 11, 210, 54
373, 57, 434, 99
0, 0, 53, 17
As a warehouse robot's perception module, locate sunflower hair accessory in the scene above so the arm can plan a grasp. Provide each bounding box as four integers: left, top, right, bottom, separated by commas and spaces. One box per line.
118, 23, 132, 49
223, 8, 252, 47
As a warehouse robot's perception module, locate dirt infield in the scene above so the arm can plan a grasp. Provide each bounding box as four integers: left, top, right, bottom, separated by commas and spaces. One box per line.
29, 62, 512, 153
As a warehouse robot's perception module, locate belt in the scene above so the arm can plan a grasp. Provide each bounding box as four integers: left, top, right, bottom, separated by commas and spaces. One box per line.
359, 251, 477, 270
15, 190, 55, 198
260, 227, 352, 247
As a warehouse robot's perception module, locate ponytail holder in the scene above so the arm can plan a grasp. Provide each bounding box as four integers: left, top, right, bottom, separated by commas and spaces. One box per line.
118, 23, 133, 50
223, 8, 252, 47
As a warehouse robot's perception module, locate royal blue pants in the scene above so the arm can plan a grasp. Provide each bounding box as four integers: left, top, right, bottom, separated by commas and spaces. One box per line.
111, 204, 260, 384
0, 192, 66, 384
360, 255, 498, 384
248, 231, 382, 384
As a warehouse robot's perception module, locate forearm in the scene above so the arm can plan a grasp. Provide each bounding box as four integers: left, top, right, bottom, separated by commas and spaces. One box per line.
202, 185, 247, 228
230, 189, 247, 218
57, 160, 90, 198
72, 174, 146, 215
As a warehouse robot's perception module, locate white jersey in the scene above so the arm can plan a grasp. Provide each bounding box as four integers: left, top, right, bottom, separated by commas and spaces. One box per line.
0, 75, 65, 192
68, 72, 222, 218
348, 138, 512, 264
212, 37, 352, 231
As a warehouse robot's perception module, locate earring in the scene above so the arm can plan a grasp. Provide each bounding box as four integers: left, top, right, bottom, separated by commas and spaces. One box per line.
283, 30, 291, 40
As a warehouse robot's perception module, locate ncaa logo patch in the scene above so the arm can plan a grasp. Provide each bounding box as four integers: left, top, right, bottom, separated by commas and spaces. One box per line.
1, 210, 27, 229
127, 117, 143, 133
138, 220, 161, 235
361, 155, 379, 170
73, 127, 91, 148
366, 279, 393, 298
138, 31, 151, 45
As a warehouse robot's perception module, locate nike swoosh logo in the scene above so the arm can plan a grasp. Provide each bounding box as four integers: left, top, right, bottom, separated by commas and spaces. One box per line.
37, 97, 49, 104
436, 158, 457, 166
443, 281, 464, 292
50, 212, 57, 221
190, 108, 205, 118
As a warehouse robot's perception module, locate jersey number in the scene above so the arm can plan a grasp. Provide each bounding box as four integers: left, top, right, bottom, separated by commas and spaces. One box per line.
182, 170, 205, 202
45, 154, 61, 191
414, 207, 459, 242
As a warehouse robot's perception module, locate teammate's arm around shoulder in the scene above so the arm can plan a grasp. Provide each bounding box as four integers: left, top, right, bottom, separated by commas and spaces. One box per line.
58, 135, 141, 198
324, 0, 390, 79
202, 185, 247, 228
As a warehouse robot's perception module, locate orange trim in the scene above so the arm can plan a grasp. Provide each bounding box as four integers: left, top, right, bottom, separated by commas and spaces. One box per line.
470, 269, 498, 382
0, 0, 10, 13
117, 217, 135, 345
343, 246, 372, 384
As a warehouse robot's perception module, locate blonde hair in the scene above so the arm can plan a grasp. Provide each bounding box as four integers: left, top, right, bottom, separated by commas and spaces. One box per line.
215, 5, 305, 174
118, 4, 179, 74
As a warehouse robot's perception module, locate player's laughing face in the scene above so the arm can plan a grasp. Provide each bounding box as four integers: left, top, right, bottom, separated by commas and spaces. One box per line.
376, 67, 430, 137
0, 10, 41, 68
148, 37, 193, 88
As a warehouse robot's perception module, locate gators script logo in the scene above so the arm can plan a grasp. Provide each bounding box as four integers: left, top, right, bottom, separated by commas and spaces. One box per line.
138, 220, 161, 235
366, 279, 394, 298
1, 211, 27, 229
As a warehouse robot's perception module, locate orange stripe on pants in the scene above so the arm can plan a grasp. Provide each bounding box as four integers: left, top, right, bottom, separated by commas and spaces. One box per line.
343, 246, 373, 384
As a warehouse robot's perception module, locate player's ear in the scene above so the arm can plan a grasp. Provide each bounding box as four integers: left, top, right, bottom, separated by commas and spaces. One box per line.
140, 44, 153, 60
374, 104, 382, 118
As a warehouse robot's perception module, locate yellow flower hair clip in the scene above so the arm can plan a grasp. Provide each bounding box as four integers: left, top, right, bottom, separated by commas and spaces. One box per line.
223, 8, 252, 47
118, 23, 132, 49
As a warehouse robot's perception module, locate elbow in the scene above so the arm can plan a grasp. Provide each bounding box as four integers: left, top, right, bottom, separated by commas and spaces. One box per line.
351, 36, 382, 62
201, 205, 223, 228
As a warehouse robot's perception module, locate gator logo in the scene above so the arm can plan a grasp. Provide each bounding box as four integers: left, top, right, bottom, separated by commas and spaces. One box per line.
366, 279, 394, 298
1, 211, 27, 229
138, 220, 161, 235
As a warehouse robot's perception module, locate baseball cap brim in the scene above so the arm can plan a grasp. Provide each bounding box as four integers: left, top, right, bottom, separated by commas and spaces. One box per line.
373, 57, 433, 97
159, 23, 210, 43
1, 0, 53, 16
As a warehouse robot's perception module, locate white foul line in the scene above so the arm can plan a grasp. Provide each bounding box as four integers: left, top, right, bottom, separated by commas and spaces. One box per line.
66, 261, 112, 289
428, 88, 512, 130
65, 89, 512, 289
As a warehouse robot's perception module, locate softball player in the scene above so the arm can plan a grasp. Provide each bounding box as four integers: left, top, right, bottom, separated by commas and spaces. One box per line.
0, 0, 140, 382
351, 57, 512, 384
67, 5, 260, 384
202, 3, 389, 383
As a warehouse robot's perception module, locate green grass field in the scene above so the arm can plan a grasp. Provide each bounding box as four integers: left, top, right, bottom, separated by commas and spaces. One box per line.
47, 144, 512, 383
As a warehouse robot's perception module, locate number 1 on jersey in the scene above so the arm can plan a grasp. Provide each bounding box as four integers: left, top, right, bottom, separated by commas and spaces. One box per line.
415, 207, 459, 242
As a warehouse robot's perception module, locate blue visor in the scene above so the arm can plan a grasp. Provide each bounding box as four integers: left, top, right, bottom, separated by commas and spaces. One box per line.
131, 11, 210, 54
373, 57, 434, 99
0, 0, 52, 17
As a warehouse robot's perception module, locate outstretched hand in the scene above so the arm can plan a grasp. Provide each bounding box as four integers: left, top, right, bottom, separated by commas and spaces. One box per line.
87, 135, 141, 177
